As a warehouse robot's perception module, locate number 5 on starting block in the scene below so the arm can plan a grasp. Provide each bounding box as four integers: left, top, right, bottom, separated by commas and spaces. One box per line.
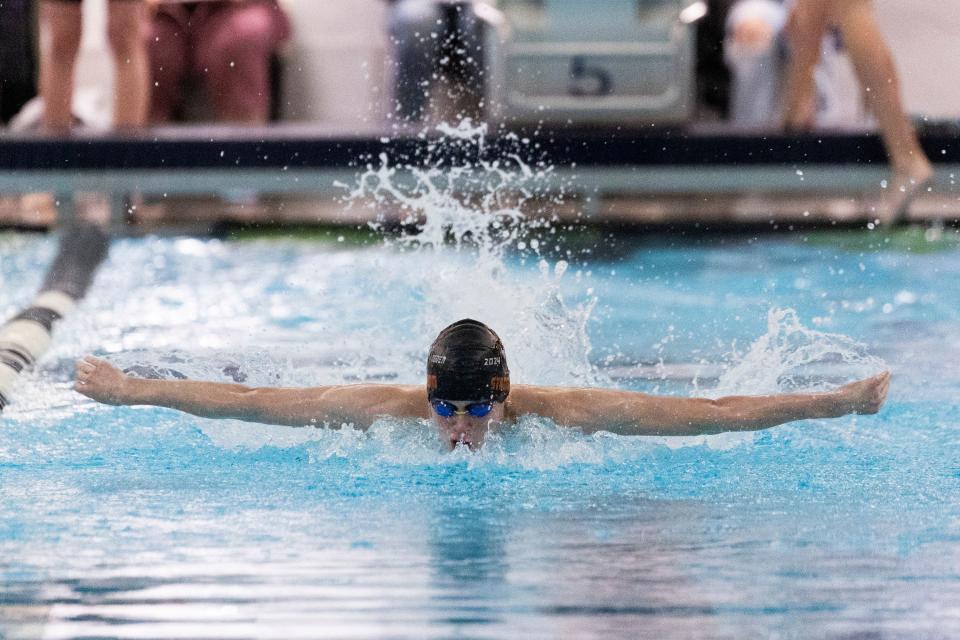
485, 0, 704, 126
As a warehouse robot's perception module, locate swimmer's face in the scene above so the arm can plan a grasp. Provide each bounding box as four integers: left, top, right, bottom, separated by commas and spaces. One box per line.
429, 399, 506, 450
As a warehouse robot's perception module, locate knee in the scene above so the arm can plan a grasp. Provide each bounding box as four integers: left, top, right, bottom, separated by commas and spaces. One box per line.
209, 11, 279, 63
726, 1, 784, 53
786, 1, 829, 42
234, 15, 276, 53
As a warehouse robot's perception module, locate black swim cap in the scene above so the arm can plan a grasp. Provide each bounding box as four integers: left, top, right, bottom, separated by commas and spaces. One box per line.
427, 319, 510, 402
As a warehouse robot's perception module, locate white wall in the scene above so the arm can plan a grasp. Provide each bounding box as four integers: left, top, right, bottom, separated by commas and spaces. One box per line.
277, 0, 390, 124
875, 0, 960, 120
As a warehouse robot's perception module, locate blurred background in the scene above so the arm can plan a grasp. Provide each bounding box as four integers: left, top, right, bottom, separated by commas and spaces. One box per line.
1, 0, 959, 229
20, 0, 958, 126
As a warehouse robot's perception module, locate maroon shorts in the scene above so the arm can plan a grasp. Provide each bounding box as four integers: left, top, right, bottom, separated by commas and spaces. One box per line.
43, 0, 141, 3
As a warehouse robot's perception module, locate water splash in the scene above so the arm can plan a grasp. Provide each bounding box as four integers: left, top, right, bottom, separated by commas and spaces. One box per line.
713, 308, 887, 397
200, 413, 646, 471
346, 120, 601, 388
347, 120, 557, 258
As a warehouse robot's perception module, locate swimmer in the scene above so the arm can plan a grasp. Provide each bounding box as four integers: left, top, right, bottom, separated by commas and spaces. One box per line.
75, 319, 891, 449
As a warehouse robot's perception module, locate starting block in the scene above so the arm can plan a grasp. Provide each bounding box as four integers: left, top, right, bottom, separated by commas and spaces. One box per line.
486, 0, 704, 126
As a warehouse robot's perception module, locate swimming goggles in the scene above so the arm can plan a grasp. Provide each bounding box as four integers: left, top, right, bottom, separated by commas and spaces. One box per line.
431, 399, 494, 418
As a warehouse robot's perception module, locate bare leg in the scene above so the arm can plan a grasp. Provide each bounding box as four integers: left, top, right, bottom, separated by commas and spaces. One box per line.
146, 8, 190, 123
834, 0, 932, 181
780, 0, 830, 130
38, 0, 83, 131
107, 0, 150, 127
388, 0, 443, 122
192, 1, 289, 123
783, 0, 933, 222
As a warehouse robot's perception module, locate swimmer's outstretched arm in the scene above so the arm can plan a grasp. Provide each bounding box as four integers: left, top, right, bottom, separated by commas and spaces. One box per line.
509, 372, 890, 436
74, 356, 428, 428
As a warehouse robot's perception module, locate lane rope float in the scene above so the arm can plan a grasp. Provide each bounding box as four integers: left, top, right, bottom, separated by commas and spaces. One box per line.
0, 222, 109, 412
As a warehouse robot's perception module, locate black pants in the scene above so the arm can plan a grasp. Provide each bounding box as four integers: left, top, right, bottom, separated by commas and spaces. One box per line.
0, 0, 37, 124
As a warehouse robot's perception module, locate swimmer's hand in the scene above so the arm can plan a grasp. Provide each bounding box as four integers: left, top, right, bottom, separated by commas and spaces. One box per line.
834, 371, 891, 415
75, 355, 131, 405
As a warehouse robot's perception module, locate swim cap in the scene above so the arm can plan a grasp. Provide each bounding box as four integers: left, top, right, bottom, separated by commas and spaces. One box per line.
427, 319, 510, 402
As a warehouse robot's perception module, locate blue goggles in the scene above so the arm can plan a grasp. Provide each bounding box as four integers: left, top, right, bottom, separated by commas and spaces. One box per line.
431, 399, 494, 419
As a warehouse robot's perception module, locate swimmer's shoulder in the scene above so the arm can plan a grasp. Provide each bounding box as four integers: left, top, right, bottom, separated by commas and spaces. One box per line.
506, 384, 564, 420
506, 384, 605, 423
372, 383, 429, 419
305, 383, 427, 421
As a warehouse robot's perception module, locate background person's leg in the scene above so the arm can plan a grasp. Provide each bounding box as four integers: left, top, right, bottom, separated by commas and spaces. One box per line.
0, 0, 39, 124
834, 0, 932, 183
724, 0, 786, 128
387, 0, 442, 122
447, 2, 485, 120
38, 0, 83, 131
146, 7, 190, 123
192, 0, 290, 123
780, 0, 829, 130
107, 0, 150, 127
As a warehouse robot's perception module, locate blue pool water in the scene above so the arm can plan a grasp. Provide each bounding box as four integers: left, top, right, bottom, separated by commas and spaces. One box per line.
2, 223, 958, 639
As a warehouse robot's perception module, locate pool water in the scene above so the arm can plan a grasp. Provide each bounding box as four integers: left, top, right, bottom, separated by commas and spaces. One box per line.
2, 221, 958, 639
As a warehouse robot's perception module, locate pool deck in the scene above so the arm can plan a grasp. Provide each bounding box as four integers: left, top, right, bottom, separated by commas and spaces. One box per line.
1, 123, 958, 231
